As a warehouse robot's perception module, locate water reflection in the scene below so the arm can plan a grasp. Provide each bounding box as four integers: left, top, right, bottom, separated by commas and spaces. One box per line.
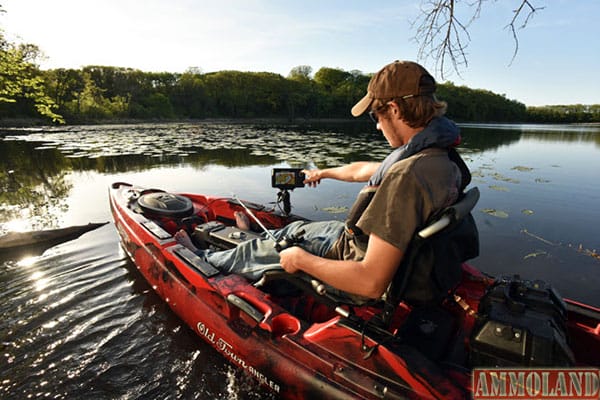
1, 122, 599, 258
1, 121, 599, 232
460, 123, 600, 146
0, 141, 72, 231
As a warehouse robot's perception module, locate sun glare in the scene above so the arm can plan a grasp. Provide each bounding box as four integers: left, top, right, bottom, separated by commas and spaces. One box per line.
17, 256, 39, 268
29, 270, 49, 292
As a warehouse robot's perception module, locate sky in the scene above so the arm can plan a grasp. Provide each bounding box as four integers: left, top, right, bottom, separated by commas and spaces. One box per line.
1, 0, 599, 107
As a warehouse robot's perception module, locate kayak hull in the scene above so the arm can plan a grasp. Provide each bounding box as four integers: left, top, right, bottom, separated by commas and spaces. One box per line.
109, 182, 600, 399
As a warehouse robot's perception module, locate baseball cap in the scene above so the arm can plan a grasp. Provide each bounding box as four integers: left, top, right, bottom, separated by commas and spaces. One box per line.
351, 60, 436, 117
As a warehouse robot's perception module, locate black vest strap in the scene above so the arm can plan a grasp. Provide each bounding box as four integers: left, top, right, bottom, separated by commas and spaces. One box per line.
448, 147, 471, 191
344, 186, 376, 238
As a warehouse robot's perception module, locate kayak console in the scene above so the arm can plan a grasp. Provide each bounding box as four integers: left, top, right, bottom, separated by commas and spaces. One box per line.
193, 221, 262, 250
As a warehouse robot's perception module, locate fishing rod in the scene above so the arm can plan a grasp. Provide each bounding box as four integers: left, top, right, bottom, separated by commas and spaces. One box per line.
234, 195, 326, 296
233, 195, 304, 252
233, 195, 277, 242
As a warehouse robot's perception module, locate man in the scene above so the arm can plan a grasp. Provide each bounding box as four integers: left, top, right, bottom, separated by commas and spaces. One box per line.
280, 60, 462, 300
177, 60, 463, 302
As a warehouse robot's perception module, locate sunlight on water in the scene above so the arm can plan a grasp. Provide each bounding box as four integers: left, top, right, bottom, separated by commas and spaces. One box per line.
29, 270, 49, 292
17, 256, 39, 267
226, 366, 240, 400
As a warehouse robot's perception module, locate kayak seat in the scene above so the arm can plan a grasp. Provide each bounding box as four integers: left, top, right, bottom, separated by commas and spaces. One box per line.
377, 186, 480, 326
256, 187, 480, 329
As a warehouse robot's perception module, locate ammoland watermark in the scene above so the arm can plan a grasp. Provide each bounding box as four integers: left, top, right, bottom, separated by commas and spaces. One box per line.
472, 368, 600, 399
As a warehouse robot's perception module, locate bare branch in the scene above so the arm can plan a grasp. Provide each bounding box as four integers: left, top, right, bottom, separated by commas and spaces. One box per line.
412, 0, 545, 78
413, 0, 476, 79
505, 0, 545, 65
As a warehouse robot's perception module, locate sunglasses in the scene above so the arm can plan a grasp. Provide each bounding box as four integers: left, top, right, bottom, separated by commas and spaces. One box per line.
368, 103, 389, 124
368, 95, 416, 124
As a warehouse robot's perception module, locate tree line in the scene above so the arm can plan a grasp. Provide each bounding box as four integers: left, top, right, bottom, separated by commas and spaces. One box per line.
2, 31, 598, 125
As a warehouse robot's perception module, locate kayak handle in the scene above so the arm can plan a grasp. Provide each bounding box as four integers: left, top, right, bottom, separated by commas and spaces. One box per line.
226, 294, 265, 323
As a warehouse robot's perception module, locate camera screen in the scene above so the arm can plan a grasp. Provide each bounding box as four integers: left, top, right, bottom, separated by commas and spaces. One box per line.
275, 171, 297, 186
271, 168, 305, 189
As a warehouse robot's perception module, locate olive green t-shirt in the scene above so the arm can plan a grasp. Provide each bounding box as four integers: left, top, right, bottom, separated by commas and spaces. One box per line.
329, 148, 461, 261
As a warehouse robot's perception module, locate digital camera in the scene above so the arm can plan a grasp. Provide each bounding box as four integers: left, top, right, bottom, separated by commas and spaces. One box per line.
271, 168, 305, 190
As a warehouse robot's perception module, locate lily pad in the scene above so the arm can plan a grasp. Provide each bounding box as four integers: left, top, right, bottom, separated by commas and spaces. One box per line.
512, 166, 534, 172
481, 208, 509, 218
524, 251, 547, 259
521, 209, 534, 216
535, 178, 551, 183
489, 185, 510, 192
321, 206, 348, 214
490, 173, 520, 184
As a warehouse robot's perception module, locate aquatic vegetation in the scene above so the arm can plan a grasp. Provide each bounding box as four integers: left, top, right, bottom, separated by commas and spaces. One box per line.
320, 206, 349, 214
1, 123, 388, 168
490, 173, 519, 184
521, 229, 600, 262
521, 209, 534, 215
535, 178, 551, 183
521, 229, 554, 245
481, 208, 509, 218
577, 246, 600, 261
511, 165, 534, 172
524, 251, 547, 259
489, 185, 510, 192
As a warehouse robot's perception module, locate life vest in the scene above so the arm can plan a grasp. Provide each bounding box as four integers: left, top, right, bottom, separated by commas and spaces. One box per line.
343, 116, 463, 242
344, 147, 472, 251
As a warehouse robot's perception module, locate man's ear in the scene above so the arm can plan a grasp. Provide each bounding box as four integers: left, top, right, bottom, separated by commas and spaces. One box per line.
389, 101, 401, 119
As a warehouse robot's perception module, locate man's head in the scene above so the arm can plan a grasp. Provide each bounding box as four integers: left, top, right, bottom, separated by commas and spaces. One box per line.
352, 60, 446, 128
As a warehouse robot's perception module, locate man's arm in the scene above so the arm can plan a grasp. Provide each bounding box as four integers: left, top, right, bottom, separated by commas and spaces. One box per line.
279, 233, 403, 299
303, 162, 380, 187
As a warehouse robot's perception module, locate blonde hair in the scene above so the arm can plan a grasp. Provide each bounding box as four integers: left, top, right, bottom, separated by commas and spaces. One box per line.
394, 95, 447, 128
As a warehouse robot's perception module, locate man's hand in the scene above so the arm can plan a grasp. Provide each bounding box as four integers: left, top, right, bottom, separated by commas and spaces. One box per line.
279, 233, 403, 299
302, 162, 380, 186
279, 246, 308, 274
302, 169, 323, 188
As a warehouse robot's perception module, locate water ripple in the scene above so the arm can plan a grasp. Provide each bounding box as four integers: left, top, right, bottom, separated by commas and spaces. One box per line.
0, 225, 273, 399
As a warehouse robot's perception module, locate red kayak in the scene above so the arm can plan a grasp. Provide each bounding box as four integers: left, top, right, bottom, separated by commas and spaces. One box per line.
109, 181, 600, 399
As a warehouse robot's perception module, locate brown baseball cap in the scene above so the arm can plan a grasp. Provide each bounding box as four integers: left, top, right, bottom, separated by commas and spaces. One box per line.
351, 60, 436, 117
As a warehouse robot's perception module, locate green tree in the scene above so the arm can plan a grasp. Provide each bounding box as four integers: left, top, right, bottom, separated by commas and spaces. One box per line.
59, 70, 128, 120
44, 68, 86, 109
1, 6, 63, 123
313, 67, 351, 92
288, 65, 312, 82
0, 35, 64, 122
170, 70, 211, 118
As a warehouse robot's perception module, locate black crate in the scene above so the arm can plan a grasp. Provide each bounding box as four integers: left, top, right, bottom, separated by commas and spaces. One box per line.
470, 276, 575, 367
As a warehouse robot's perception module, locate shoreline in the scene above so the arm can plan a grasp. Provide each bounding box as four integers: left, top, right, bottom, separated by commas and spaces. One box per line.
0, 116, 361, 128
1, 117, 599, 129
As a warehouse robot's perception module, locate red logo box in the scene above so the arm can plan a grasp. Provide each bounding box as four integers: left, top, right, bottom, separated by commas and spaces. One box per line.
472, 368, 600, 399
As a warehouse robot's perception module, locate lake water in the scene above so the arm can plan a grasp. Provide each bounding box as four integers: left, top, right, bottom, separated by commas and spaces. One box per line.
1, 121, 599, 399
